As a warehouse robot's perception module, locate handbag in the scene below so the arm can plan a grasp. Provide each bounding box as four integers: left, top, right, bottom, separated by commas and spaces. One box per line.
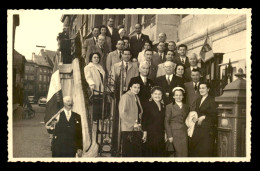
166, 140, 176, 156
127, 128, 143, 147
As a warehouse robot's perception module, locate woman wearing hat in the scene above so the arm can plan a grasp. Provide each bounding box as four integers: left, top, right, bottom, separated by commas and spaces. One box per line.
141, 86, 166, 157
164, 87, 190, 157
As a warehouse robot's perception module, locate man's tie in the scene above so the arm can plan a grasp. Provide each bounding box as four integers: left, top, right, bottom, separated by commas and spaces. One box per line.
101, 46, 104, 53
194, 82, 198, 91
119, 51, 122, 59
125, 62, 128, 73
167, 76, 171, 85
181, 58, 185, 64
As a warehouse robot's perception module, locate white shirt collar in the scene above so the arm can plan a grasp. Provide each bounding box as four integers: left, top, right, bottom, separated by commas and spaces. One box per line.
144, 60, 151, 65
140, 75, 147, 83
191, 66, 198, 70
166, 74, 173, 80
200, 94, 208, 106
123, 61, 129, 66
180, 56, 186, 61
117, 50, 122, 55
175, 101, 183, 108
193, 81, 199, 86
64, 109, 71, 120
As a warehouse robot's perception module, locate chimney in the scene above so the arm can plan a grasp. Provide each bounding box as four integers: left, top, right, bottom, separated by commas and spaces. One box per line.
32, 52, 35, 62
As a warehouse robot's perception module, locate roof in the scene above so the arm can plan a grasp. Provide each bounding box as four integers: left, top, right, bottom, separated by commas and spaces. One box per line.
34, 54, 52, 68
39, 49, 56, 68
13, 49, 27, 67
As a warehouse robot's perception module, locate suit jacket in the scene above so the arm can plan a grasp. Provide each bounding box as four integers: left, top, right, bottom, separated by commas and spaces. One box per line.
152, 52, 165, 66
184, 66, 205, 83
184, 81, 201, 111
104, 36, 112, 52
195, 95, 218, 128
106, 50, 122, 74
51, 111, 83, 157
106, 26, 119, 51
86, 44, 109, 70
165, 103, 190, 138
155, 75, 184, 105
147, 61, 158, 82
130, 34, 150, 59
84, 62, 105, 94
128, 76, 154, 104
119, 90, 143, 131
111, 61, 139, 91
173, 56, 190, 68
153, 42, 169, 53
83, 37, 96, 52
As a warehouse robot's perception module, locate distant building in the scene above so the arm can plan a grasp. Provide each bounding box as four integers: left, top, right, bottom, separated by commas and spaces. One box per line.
24, 49, 54, 101
13, 49, 27, 105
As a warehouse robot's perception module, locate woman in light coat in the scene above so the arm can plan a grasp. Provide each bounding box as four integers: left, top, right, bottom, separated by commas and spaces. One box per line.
84, 52, 105, 121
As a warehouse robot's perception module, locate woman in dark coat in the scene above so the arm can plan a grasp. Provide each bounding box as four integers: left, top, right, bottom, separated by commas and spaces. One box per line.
142, 86, 166, 157
189, 82, 218, 157
171, 63, 186, 88
165, 87, 190, 157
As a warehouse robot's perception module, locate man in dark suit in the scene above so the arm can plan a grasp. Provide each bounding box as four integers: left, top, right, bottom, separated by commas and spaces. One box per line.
82, 26, 100, 58
154, 61, 177, 105
184, 69, 201, 111
184, 53, 205, 82
128, 61, 154, 105
85, 35, 109, 70
143, 49, 158, 82
153, 42, 167, 63
106, 17, 120, 51
153, 33, 168, 53
173, 44, 190, 69
48, 96, 83, 157
130, 23, 150, 61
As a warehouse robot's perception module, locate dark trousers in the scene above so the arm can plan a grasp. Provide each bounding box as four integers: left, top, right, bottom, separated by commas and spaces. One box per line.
121, 131, 142, 157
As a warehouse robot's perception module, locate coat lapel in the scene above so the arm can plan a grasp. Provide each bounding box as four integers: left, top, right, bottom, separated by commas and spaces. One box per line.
199, 95, 210, 109
127, 62, 133, 71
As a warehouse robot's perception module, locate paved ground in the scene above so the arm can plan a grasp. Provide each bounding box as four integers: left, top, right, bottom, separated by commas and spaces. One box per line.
13, 104, 52, 157
12, 104, 113, 158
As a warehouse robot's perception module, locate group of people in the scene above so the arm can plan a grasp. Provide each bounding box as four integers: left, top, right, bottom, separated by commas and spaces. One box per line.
71, 17, 218, 157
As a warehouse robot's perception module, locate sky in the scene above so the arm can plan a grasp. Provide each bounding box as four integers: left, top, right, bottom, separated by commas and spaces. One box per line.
15, 11, 64, 59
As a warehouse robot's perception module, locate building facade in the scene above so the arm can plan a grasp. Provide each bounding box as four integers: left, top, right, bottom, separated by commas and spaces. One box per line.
61, 14, 247, 96
24, 50, 54, 101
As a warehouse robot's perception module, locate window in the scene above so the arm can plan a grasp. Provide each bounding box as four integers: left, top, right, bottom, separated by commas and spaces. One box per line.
44, 69, 47, 73
43, 84, 46, 91
25, 66, 29, 71
25, 75, 27, 80
39, 75, 42, 81
39, 84, 42, 90
29, 85, 33, 90
40, 69, 42, 72
43, 75, 46, 82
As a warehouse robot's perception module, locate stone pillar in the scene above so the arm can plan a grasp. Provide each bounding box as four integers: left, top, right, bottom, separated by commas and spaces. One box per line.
155, 15, 180, 43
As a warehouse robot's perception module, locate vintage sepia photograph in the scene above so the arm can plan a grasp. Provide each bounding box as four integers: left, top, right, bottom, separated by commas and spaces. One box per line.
7, 9, 251, 162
